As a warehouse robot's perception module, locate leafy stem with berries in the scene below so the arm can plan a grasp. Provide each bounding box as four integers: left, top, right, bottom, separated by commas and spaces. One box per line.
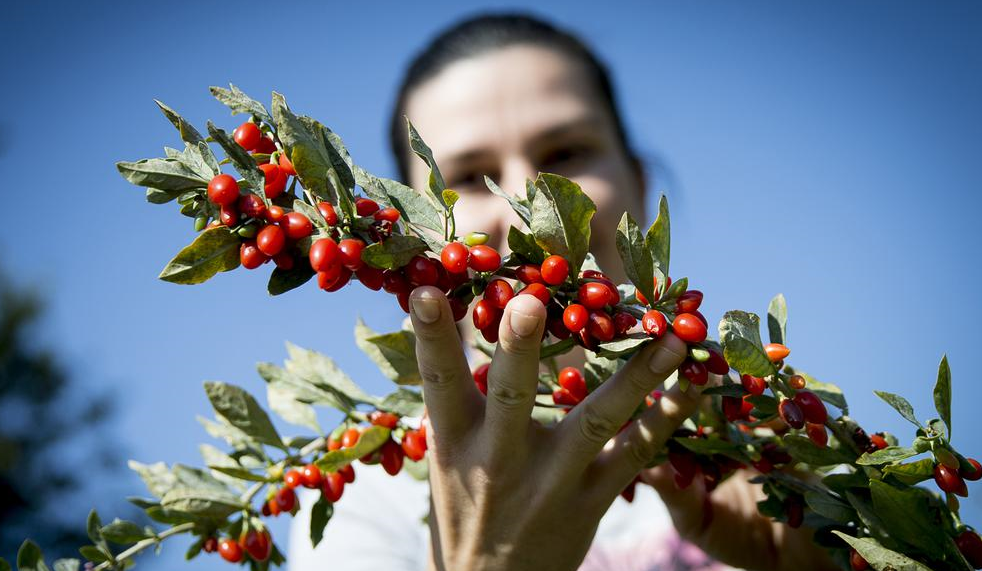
4, 85, 981, 571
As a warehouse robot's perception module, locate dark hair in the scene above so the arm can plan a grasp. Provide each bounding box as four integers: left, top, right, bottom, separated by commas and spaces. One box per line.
389, 12, 637, 183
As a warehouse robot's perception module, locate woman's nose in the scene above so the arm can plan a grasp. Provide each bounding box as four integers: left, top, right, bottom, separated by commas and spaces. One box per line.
493, 157, 538, 254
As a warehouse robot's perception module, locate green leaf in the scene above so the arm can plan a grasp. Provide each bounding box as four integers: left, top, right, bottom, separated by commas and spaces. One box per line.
674, 437, 745, 461
406, 120, 447, 209
116, 157, 208, 191
869, 479, 949, 556
0, 560, 9, 571
616, 212, 655, 306
782, 434, 851, 466
284, 343, 377, 408
266, 378, 321, 433
821, 471, 869, 492
205, 121, 265, 201
702, 383, 747, 398
782, 366, 848, 414
257, 361, 346, 411
309, 494, 335, 548
831, 532, 933, 571
934, 354, 951, 439
207, 465, 269, 482
360, 327, 421, 386
209, 84, 272, 123
155, 100, 206, 145
803, 491, 855, 524
52, 560, 79, 571
362, 235, 428, 269
100, 519, 150, 544
442, 189, 460, 207
158, 226, 241, 284
160, 486, 245, 519
198, 443, 248, 491
204, 381, 284, 449
529, 173, 596, 275
883, 457, 936, 485
128, 461, 176, 498
300, 116, 356, 210
506, 226, 546, 264
540, 337, 577, 360
355, 166, 445, 236
855, 446, 919, 466
766, 293, 787, 345
873, 390, 922, 428
271, 93, 340, 204
76, 547, 107, 564
746, 394, 778, 417
485, 176, 531, 226
315, 426, 391, 472
197, 415, 259, 450
645, 195, 671, 285
718, 311, 778, 377
267, 260, 316, 296
378, 388, 425, 417
594, 335, 651, 359
86, 510, 107, 552
16, 540, 50, 571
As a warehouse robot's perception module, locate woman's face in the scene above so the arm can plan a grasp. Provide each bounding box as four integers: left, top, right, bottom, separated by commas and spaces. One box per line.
403, 44, 645, 282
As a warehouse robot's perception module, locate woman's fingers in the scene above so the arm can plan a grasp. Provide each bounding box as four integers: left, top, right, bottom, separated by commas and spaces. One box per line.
409, 286, 483, 439
552, 334, 687, 472
482, 294, 546, 462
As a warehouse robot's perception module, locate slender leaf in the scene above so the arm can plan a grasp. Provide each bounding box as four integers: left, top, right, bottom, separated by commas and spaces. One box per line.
204, 381, 284, 449
869, 480, 949, 556
362, 329, 421, 386
485, 176, 531, 226
267, 380, 321, 433
52, 560, 79, 571
355, 166, 444, 235
718, 311, 778, 377
883, 458, 936, 485
378, 388, 425, 417
767, 293, 787, 345
362, 235, 428, 269
831, 532, 932, 571
268, 260, 316, 296
529, 173, 596, 275
783, 434, 851, 466
616, 212, 655, 306
160, 487, 245, 519
874, 390, 922, 428
155, 100, 206, 145
17, 540, 50, 571
116, 158, 208, 191
803, 491, 855, 524
100, 519, 150, 544
595, 335, 651, 359
406, 120, 447, 208
934, 354, 951, 438
507, 226, 546, 264
209, 84, 272, 123
855, 446, 919, 466
645, 195, 671, 285
309, 495, 334, 548
315, 426, 391, 472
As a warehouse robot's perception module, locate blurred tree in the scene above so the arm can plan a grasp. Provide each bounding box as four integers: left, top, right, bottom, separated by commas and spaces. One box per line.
0, 274, 119, 560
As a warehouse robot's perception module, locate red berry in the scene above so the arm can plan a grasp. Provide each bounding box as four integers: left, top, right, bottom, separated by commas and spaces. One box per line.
673, 313, 707, 343
481, 321, 500, 343
273, 252, 295, 270
309, 238, 339, 272
406, 255, 439, 286
396, 291, 411, 313
788, 374, 806, 389
764, 343, 790, 363
741, 374, 766, 396
322, 471, 345, 502
233, 122, 262, 151
785, 496, 804, 528
259, 163, 287, 199
540, 255, 569, 285
793, 390, 827, 424
240, 529, 271, 562
578, 282, 611, 310
218, 538, 243, 563
612, 312, 637, 335
220, 204, 239, 227
317, 202, 338, 225
955, 530, 982, 568
705, 351, 729, 375
722, 396, 748, 422
240, 240, 268, 269
327, 438, 342, 451
778, 399, 805, 429
368, 411, 400, 429
668, 450, 698, 489
381, 270, 409, 294
849, 548, 870, 571
275, 486, 296, 512
869, 433, 888, 450
440, 242, 469, 274
519, 283, 551, 306
676, 290, 704, 313
278, 153, 296, 176
341, 428, 361, 449
238, 193, 266, 218
552, 388, 579, 406
355, 197, 379, 216
563, 304, 589, 333
339, 464, 355, 484
207, 174, 239, 206
254, 136, 276, 155
934, 463, 968, 497
373, 207, 401, 223
356, 266, 384, 291
679, 359, 709, 386
203, 537, 218, 553
515, 264, 544, 284
380, 439, 404, 476
282, 212, 313, 240
587, 311, 615, 342
317, 263, 344, 291
449, 297, 468, 321
484, 279, 515, 309
962, 458, 982, 481
806, 422, 828, 447
301, 464, 323, 489
558, 367, 586, 401
402, 429, 427, 461
473, 363, 490, 395
472, 299, 500, 330
256, 224, 286, 257
337, 238, 366, 271
283, 469, 303, 489
641, 310, 668, 338
468, 245, 501, 272
265, 205, 285, 223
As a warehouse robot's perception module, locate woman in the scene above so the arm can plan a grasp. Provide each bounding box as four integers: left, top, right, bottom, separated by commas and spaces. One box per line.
290, 13, 837, 571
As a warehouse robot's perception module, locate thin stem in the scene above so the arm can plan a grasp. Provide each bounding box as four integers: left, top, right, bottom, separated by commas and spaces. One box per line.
240, 482, 265, 504
93, 522, 195, 571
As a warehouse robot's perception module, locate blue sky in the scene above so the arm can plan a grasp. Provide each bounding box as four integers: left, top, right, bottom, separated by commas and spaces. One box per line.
1, 0, 980, 567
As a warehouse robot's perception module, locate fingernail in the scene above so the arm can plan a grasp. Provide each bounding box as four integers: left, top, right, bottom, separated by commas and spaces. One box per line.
412, 295, 441, 324
509, 308, 541, 338
650, 343, 685, 374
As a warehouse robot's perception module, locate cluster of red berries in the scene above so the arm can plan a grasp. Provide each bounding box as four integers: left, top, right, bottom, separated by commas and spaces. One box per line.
202, 528, 272, 564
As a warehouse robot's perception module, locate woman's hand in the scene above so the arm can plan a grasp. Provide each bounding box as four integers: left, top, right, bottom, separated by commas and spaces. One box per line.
643, 461, 839, 571
409, 286, 697, 571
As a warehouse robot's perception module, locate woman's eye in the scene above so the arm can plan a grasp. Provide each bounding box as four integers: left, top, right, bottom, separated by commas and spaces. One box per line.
539, 145, 593, 171
447, 170, 494, 192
